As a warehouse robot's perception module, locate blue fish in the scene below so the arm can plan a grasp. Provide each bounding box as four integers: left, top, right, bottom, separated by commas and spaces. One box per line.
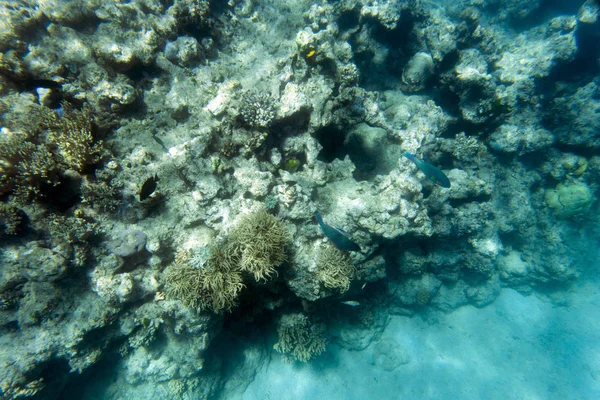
404, 152, 451, 188
315, 212, 363, 253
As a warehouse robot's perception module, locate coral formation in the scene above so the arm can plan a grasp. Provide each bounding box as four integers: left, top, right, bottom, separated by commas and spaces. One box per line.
0, 203, 24, 235
165, 210, 289, 312
238, 90, 277, 130
230, 210, 289, 282
165, 244, 245, 314
0, 101, 104, 202
273, 313, 327, 363
545, 181, 594, 219
315, 243, 356, 294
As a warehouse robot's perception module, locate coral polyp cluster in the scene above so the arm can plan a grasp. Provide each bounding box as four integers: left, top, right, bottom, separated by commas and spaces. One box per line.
165, 210, 290, 313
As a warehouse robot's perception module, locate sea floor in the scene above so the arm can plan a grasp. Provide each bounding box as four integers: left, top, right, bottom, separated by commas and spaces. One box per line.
239, 281, 600, 400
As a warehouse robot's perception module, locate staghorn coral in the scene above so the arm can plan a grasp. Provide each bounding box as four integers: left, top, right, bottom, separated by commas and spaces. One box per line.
0, 202, 24, 235
315, 243, 355, 294
230, 210, 289, 282
273, 312, 327, 363
44, 104, 104, 173
0, 102, 105, 203
0, 128, 60, 200
165, 243, 245, 314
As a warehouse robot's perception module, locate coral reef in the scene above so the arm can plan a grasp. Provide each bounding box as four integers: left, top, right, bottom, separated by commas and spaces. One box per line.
0, 0, 598, 396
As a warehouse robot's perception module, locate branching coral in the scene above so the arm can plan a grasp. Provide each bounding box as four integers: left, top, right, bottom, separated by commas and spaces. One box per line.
43, 104, 104, 173
230, 210, 289, 282
273, 313, 327, 363
0, 203, 24, 235
315, 243, 355, 294
0, 129, 60, 200
165, 243, 245, 313
238, 90, 277, 130
0, 102, 105, 203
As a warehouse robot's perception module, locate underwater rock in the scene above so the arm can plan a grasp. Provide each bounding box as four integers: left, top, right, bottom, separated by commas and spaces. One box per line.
330, 306, 390, 351
545, 181, 594, 219
420, 6, 458, 62
490, 0, 542, 21
165, 36, 202, 67
39, 0, 96, 26
578, 0, 600, 24
92, 270, 135, 304
389, 273, 442, 310
496, 16, 577, 85
498, 251, 530, 284
402, 52, 434, 93
18, 281, 64, 327
19, 241, 70, 282
549, 82, 600, 149
108, 229, 148, 257
489, 124, 554, 154
450, 48, 495, 124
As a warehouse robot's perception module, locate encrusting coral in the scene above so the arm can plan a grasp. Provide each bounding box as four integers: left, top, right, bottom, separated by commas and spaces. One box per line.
273, 312, 327, 363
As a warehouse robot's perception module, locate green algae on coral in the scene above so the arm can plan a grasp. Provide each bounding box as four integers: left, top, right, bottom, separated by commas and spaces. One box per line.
545, 181, 594, 219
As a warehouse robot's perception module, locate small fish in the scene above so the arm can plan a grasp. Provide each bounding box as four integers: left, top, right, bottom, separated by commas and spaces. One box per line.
55, 107, 65, 119
315, 211, 363, 253
404, 152, 451, 188
361, 282, 367, 290
341, 300, 360, 307
139, 174, 159, 201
